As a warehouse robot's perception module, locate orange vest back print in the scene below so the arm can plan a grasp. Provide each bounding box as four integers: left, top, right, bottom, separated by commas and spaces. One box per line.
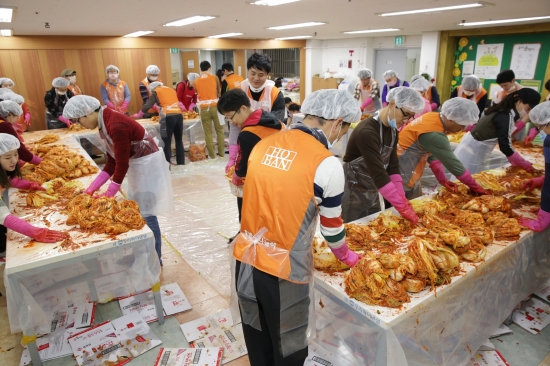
195, 73, 219, 109
155, 86, 181, 114
225, 74, 244, 91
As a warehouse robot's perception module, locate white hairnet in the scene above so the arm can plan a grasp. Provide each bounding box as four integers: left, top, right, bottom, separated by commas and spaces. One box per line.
383, 70, 398, 79
149, 81, 163, 92
410, 77, 430, 92
0, 93, 24, 104
0, 133, 20, 155
386, 87, 425, 113
0, 100, 23, 117
187, 73, 199, 82
105, 65, 120, 75
440, 98, 479, 126
529, 101, 550, 126
0, 78, 14, 87
52, 77, 70, 88
63, 95, 101, 119
410, 74, 424, 85
0, 88, 14, 95
301, 89, 361, 123
462, 75, 480, 91
357, 69, 372, 79
146, 65, 160, 74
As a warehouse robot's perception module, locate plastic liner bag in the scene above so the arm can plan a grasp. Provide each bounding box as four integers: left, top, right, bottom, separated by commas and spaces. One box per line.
188, 143, 207, 161
453, 132, 499, 174
397, 141, 430, 200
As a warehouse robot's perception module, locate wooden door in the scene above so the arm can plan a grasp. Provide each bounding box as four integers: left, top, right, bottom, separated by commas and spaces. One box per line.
181, 51, 199, 81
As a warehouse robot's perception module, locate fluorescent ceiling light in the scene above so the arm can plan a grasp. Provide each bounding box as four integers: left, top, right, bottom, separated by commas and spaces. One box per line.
0, 7, 15, 23
344, 28, 401, 34
275, 35, 312, 40
123, 30, 154, 37
458, 15, 550, 26
378, 3, 484, 17
164, 15, 217, 27
268, 22, 325, 30
208, 32, 244, 38
0, 29, 13, 37
250, 0, 300, 5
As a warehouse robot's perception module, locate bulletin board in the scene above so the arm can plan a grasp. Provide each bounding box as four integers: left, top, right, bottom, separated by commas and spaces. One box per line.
450, 33, 550, 98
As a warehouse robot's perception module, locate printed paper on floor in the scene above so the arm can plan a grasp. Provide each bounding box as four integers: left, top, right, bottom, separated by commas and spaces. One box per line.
489, 324, 513, 338
513, 297, 550, 334
118, 290, 164, 323
534, 278, 550, 303
161, 283, 192, 316
111, 312, 162, 358
154, 347, 223, 366
465, 350, 509, 366
180, 309, 234, 342
191, 324, 247, 364
304, 343, 341, 366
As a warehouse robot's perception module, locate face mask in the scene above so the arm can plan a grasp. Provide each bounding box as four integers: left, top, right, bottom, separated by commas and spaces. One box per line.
249, 83, 265, 93
56, 90, 67, 96
540, 131, 547, 141
518, 108, 527, 118
387, 107, 397, 129
109, 73, 119, 80
387, 80, 397, 87
463, 91, 475, 96
506, 85, 516, 93
149, 76, 158, 81
324, 122, 343, 149
69, 76, 76, 83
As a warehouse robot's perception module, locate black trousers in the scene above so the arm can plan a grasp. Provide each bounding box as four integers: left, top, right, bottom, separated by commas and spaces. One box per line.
162, 114, 185, 165
235, 260, 309, 366
0, 224, 6, 253
237, 197, 243, 223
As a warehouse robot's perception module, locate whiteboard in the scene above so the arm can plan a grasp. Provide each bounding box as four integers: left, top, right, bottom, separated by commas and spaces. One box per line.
510, 43, 541, 80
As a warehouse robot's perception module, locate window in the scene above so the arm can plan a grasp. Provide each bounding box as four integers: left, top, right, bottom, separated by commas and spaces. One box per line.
261, 48, 300, 78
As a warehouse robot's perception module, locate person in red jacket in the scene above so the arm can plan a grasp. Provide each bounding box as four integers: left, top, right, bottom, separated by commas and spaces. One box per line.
176, 73, 199, 111
63, 95, 174, 263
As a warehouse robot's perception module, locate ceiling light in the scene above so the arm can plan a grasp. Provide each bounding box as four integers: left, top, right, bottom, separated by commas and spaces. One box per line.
208, 32, 244, 38
378, 3, 485, 17
275, 35, 312, 40
0, 29, 13, 37
123, 30, 154, 37
0, 7, 15, 23
343, 28, 401, 34
164, 15, 217, 27
250, 0, 300, 5
268, 22, 325, 30
458, 15, 550, 26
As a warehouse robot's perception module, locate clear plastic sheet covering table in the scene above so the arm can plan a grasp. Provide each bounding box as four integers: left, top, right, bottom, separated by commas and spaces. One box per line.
3, 134, 162, 365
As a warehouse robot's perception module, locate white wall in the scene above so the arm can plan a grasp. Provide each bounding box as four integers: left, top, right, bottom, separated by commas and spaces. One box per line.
170, 51, 182, 85
418, 32, 440, 80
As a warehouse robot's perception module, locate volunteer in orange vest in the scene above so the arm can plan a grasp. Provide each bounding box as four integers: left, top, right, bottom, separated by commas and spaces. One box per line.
0, 78, 32, 132
100, 65, 131, 114
450, 75, 488, 117
137, 65, 161, 118
194, 61, 226, 159
220, 63, 244, 96
342, 87, 424, 223
61, 69, 83, 96
398, 98, 489, 200
232, 89, 361, 366
139, 82, 185, 165
410, 74, 441, 111
225, 53, 286, 173
353, 68, 381, 114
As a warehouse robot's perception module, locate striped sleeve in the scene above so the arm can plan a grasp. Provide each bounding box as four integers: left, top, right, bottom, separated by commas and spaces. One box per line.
314, 156, 346, 249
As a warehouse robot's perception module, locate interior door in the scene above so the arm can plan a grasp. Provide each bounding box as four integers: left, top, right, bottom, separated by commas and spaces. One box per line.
374, 49, 408, 85
181, 51, 199, 81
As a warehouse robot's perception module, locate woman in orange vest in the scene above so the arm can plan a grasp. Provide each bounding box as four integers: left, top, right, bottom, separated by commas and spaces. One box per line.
100, 65, 130, 114
398, 98, 489, 199
62, 69, 83, 96
450, 75, 488, 117
140, 82, 185, 165
138, 65, 161, 117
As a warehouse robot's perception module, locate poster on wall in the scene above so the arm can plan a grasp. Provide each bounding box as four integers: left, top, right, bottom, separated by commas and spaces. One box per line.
474, 43, 504, 79
510, 44, 541, 80
188, 60, 195, 68
520, 80, 541, 92
462, 61, 475, 77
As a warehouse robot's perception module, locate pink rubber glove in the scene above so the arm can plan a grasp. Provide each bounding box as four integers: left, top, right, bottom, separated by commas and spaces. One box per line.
106, 102, 116, 109
103, 181, 121, 197
178, 102, 186, 112
465, 124, 475, 132
517, 209, 550, 232
84, 171, 110, 195
188, 103, 196, 111
132, 110, 145, 119
3, 215, 67, 243
429, 160, 458, 192
522, 176, 544, 191
360, 98, 373, 111
390, 174, 407, 200
507, 152, 533, 172
153, 104, 159, 112
524, 127, 538, 145
330, 241, 362, 268
512, 120, 526, 136
457, 170, 490, 195
10, 177, 45, 191
226, 145, 238, 173
30, 155, 43, 165
430, 103, 438, 110
382, 102, 387, 108
58, 116, 72, 127
120, 101, 129, 112
232, 172, 244, 187
24, 113, 31, 126
379, 181, 419, 224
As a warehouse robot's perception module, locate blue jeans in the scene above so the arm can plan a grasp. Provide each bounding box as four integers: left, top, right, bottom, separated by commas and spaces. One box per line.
145, 216, 162, 264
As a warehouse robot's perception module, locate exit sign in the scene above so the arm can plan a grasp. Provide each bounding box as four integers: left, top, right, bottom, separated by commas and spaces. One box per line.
394, 36, 405, 46
170, 48, 179, 53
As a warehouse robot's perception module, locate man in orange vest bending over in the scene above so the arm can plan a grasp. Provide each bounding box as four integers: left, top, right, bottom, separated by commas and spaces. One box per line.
232, 89, 362, 365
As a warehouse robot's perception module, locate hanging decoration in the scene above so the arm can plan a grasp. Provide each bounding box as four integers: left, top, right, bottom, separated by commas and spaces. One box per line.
450, 37, 469, 92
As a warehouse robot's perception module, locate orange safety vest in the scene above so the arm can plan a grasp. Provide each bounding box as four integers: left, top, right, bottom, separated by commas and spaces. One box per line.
457, 85, 487, 103
225, 73, 244, 91
233, 129, 332, 283
102, 80, 127, 108
155, 86, 181, 115
195, 73, 220, 109
68, 84, 82, 96
426, 85, 433, 104
240, 79, 280, 112
398, 112, 445, 189
141, 77, 162, 114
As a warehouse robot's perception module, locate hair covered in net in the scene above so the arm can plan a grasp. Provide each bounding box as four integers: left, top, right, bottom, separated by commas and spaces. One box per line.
383, 70, 398, 79
63, 95, 101, 119
441, 98, 479, 126
357, 69, 372, 79
148, 81, 163, 92
52, 77, 70, 88
301, 89, 361, 123
529, 101, 550, 126
146, 65, 160, 74
187, 73, 199, 82
410, 77, 430, 92
0, 93, 24, 104
462, 75, 481, 91
0, 133, 20, 155
105, 65, 120, 75
386, 87, 425, 114
0, 78, 14, 87
0, 100, 23, 117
